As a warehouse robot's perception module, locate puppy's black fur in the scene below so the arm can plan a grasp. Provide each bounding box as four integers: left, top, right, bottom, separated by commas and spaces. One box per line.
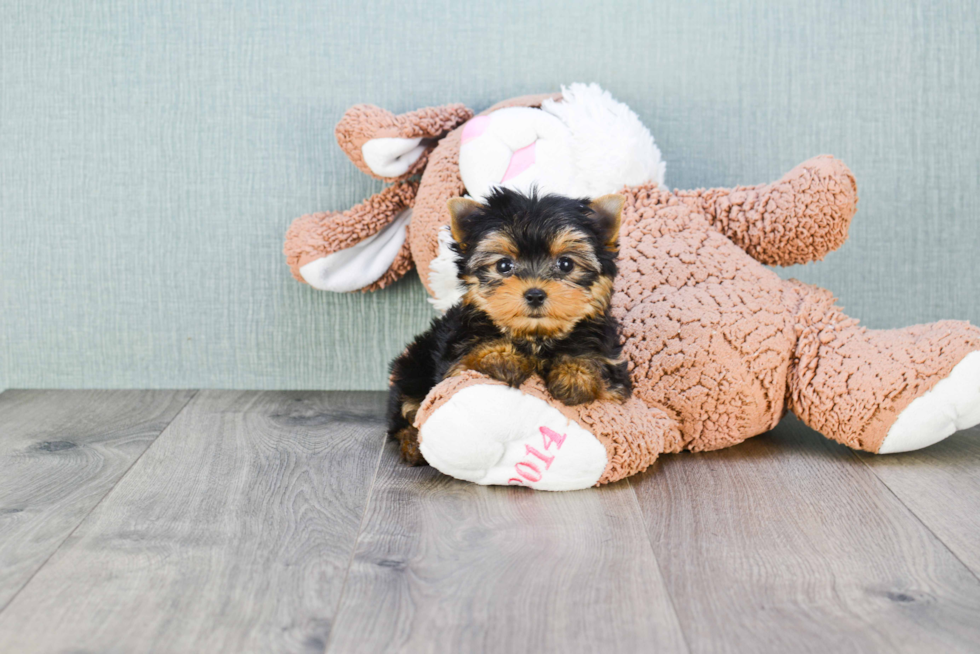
387, 188, 631, 465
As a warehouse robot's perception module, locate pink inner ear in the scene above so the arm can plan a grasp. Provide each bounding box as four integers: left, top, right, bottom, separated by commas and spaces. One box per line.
501, 142, 536, 182
461, 116, 490, 144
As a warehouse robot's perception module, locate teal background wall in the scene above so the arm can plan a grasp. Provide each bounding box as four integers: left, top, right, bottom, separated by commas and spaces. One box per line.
1, 0, 978, 391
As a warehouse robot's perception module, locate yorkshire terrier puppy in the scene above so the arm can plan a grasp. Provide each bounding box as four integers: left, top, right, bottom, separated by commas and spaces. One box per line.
387, 188, 631, 465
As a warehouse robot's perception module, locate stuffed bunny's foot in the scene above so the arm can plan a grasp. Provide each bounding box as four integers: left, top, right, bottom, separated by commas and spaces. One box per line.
418, 384, 608, 491
879, 351, 980, 453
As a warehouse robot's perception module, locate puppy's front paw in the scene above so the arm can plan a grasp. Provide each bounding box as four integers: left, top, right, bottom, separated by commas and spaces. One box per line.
546, 359, 602, 406
458, 341, 535, 388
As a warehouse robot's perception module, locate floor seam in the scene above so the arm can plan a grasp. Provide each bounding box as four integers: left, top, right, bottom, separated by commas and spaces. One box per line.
321, 408, 388, 654
626, 477, 694, 654
855, 453, 980, 587
0, 389, 200, 616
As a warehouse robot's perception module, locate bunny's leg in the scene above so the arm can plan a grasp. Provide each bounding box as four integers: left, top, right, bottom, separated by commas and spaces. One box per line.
284, 181, 417, 292
413, 371, 679, 490
786, 281, 980, 453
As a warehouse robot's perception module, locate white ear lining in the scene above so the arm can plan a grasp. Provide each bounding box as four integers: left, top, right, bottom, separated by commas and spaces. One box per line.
299, 209, 412, 292
361, 137, 426, 177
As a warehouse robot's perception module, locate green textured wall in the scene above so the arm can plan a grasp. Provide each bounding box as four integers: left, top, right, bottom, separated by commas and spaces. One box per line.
1, 0, 978, 390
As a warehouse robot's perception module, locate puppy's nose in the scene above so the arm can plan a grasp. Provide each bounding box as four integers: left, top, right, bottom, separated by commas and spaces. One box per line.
524, 288, 547, 307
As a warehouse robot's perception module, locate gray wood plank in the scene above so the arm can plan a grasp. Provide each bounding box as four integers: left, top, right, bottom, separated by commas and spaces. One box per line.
0, 389, 195, 611
631, 416, 980, 654
860, 426, 980, 578
0, 390, 386, 654
326, 439, 688, 654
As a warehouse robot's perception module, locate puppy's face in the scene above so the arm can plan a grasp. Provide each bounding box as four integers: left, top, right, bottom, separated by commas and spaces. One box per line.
449, 189, 624, 339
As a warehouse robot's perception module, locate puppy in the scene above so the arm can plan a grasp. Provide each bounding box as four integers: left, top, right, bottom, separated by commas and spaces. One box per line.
387, 188, 631, 465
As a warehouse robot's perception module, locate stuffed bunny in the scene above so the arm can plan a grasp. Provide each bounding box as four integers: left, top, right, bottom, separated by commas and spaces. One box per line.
285, 84, 980, 491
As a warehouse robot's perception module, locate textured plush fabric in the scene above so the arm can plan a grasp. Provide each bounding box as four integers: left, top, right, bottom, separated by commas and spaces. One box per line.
2, 0, 979, 390
609, 180, 980, 462
673, 156, 857, 266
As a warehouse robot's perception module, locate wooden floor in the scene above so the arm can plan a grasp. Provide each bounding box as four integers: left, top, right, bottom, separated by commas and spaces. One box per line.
0, 391, 978, 653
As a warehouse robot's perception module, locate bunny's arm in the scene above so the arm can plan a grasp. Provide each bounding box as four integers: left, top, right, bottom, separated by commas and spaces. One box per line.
674, 155, 858, 266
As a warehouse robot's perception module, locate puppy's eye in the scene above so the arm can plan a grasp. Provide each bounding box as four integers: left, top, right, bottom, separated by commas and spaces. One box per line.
495, 258, 514, 275
557, 256, 574, 273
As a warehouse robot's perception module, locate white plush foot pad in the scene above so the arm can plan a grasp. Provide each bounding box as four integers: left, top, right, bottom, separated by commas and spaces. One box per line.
418, 384, 607, 491
880, 351, 980, 453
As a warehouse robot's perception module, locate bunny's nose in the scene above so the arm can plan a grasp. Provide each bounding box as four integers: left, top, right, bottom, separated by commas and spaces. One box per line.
524, 288, 547, 307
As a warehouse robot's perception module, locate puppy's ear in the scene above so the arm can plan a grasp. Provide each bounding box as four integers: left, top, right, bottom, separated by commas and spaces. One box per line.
589, 194, 625, 248
447, 197, 484, 248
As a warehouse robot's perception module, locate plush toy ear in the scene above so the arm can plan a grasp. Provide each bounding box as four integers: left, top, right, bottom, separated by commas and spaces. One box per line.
447, 197, 484, 249
361, 137, 430, 179
336, 103, 474, 181
589, 194, 625, 247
